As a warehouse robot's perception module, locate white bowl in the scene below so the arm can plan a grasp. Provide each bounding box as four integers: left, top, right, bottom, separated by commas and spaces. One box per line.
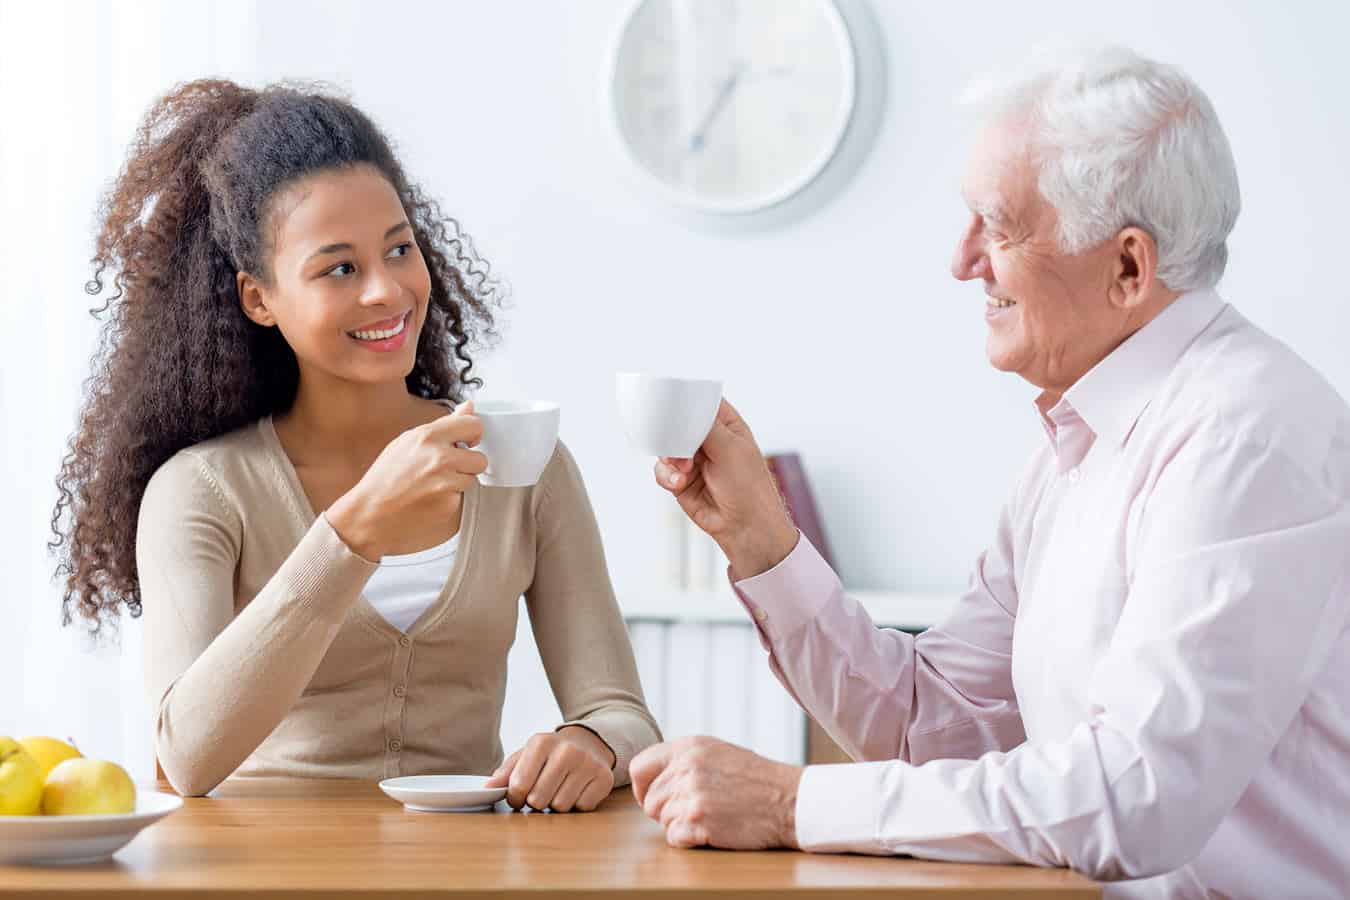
0, 790, 183, 865
615, 372, 722, 458
378, 775, 507, 812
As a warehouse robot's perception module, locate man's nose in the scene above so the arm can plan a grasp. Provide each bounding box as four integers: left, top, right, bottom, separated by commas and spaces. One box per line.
951, 220, 990, 282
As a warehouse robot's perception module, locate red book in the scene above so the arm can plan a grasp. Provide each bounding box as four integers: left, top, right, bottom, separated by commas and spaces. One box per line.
765, 453, 837, 572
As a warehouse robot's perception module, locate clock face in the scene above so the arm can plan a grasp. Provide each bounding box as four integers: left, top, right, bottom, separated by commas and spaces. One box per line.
611, 0, 856, 214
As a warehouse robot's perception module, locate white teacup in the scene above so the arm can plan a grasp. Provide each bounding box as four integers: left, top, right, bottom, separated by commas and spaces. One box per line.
615, 372, 723, 458
473, 400, 560, 487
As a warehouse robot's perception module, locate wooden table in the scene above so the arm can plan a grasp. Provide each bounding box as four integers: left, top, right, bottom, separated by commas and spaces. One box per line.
2, 779, 1100, 898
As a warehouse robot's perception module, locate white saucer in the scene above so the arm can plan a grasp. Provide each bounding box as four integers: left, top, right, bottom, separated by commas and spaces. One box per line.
378, 775, 507, 812
0, 790, 183, 865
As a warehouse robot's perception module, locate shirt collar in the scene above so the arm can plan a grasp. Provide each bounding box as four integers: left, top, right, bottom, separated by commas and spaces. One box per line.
1040, 288, 1227, 450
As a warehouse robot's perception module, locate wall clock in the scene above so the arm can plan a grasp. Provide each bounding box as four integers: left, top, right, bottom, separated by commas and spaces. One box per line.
610, 0, 880, 224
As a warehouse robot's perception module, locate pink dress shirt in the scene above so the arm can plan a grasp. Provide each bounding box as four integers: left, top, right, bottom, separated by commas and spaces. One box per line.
734, 290, 1350, 898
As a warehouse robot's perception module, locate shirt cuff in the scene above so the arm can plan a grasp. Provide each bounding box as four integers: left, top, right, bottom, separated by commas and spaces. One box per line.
555, 713, 640, 787
319, 510, 380, 566
731, 531, 842, 643
795, 761, 892, 854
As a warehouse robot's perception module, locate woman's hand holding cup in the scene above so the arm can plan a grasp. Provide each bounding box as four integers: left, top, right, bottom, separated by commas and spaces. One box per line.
326, 402, 487, 560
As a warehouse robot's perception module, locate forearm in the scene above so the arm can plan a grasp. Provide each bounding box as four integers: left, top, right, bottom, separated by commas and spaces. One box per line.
796, 718, 1215, 880
149, 515, 376, 795
735, 536, 1023, 764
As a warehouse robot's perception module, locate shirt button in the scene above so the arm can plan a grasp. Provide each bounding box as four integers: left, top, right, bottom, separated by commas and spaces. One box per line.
398, 636, 411, 647
753, 608, 768, 623
393, 685, 407, 698
1068, 467, 1081, 484
388, 739, 403, 753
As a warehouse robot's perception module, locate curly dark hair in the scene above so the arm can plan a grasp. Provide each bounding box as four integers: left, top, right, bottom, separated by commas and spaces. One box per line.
50, 78, 501, 633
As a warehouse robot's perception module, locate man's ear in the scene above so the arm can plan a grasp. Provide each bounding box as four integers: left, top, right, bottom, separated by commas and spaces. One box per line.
238, 271, 276, 327
1109, 226, 1159, 311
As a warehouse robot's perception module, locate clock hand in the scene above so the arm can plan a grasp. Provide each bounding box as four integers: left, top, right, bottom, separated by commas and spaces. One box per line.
688, 63, 746, 154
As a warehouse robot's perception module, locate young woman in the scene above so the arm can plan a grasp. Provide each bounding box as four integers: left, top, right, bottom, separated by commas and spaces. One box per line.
50, 79, 659, 810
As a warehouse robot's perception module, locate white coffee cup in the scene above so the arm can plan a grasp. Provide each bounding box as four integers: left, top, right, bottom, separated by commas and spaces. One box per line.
473, 400, 560, 487
615, 372, 723, 458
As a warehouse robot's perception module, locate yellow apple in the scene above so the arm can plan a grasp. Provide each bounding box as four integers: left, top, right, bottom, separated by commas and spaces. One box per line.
41, 758, 136, 816
18, 736, 82, 782
0, 737, 43, 816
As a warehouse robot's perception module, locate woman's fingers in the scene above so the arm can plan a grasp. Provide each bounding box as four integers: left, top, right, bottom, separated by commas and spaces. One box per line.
504, 737, 551, 809
576, 774, 612, 812
484, 750, 520, 788
525, 748, 572, 811
425, 400, 483, 447
451, 447, 489, 477
548, 770, 594, 813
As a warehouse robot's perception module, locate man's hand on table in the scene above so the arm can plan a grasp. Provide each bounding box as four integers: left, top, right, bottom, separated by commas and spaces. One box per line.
630, 736, 803, 850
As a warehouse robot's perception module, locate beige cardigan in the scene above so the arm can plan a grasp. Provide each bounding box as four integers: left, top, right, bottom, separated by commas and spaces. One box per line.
136, 415, 660, 796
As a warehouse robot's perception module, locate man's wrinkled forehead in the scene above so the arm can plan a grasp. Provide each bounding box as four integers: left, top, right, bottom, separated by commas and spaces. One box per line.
961, 121, 1040, 227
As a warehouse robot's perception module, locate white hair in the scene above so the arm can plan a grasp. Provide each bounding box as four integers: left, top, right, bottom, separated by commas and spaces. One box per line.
962, 44, 1241, 292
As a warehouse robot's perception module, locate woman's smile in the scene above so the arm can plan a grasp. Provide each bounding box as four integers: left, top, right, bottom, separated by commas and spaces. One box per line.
347, 310, 412, 352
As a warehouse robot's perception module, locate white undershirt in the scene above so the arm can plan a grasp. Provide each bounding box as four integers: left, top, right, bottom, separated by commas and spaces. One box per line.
363, 533, 460, 633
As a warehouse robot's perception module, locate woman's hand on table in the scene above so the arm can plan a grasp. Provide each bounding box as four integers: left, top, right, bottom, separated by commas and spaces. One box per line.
486, 725, 616, 812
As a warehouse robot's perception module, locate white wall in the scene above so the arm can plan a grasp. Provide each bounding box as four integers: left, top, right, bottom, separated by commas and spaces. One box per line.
249, 0, 1350, 599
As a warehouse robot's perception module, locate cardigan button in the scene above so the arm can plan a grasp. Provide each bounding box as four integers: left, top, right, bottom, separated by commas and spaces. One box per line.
389, 739, 403, 753
399, 635, 411, 647
393, 685, 407, 698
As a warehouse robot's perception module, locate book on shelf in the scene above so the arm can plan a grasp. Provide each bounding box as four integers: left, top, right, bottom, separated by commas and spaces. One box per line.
765, 452, 836, 571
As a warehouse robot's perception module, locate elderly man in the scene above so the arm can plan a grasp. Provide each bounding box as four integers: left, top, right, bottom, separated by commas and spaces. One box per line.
631, 45, 1350, 898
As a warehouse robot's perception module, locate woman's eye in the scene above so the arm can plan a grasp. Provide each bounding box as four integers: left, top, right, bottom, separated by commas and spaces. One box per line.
386, 242, 412, 259
326, 262, 356, 278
